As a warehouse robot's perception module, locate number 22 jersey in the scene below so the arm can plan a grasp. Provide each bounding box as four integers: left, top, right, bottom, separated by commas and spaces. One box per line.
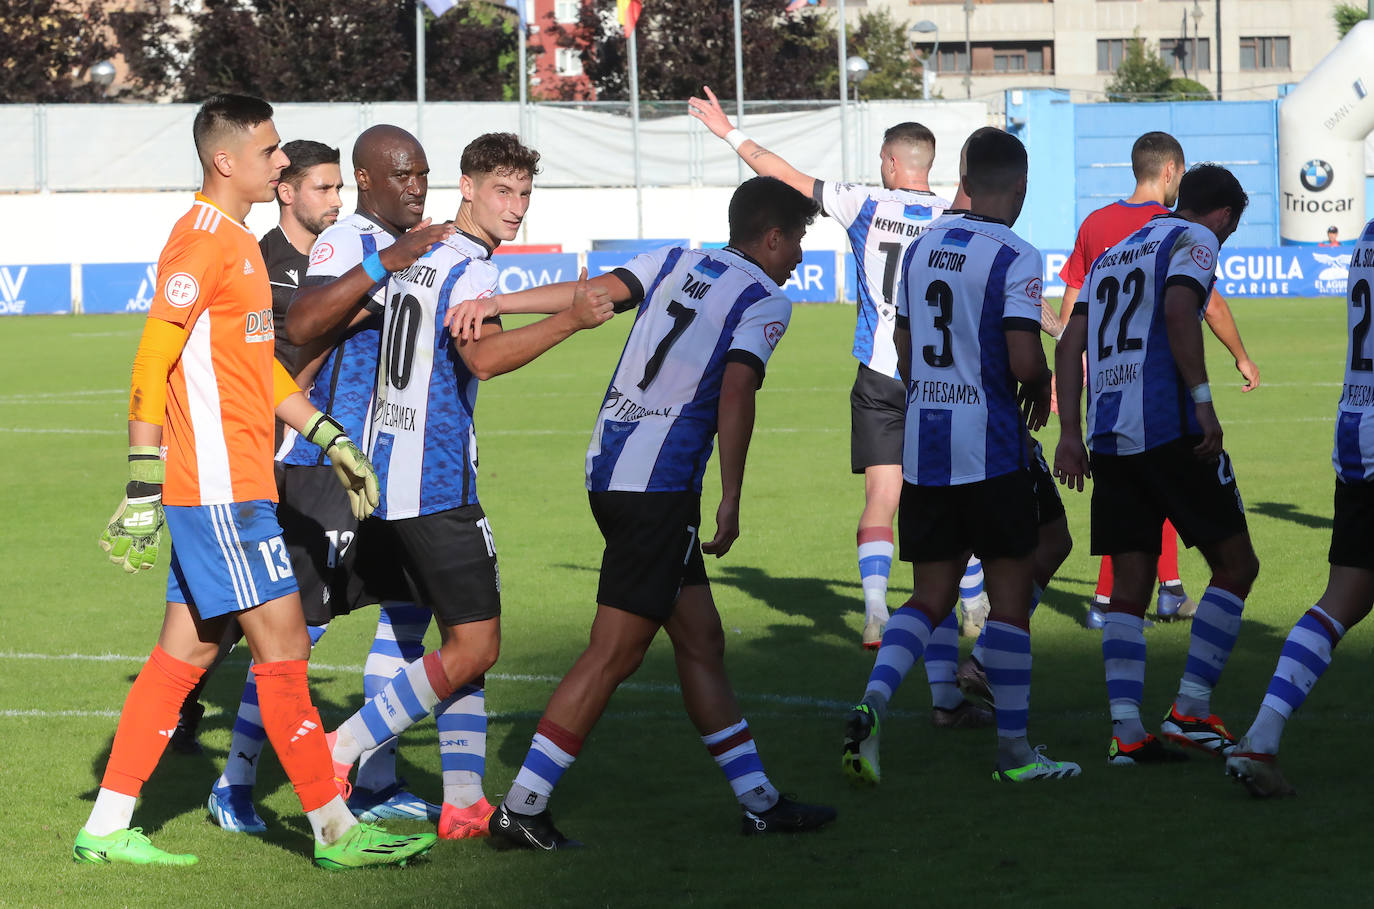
586, 246, 791, 493
1335, 219, 1374, 482
897, 213, 1042, 486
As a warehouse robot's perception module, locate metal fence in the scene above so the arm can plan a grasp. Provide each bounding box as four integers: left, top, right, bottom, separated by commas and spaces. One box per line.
0, 99, 991, 193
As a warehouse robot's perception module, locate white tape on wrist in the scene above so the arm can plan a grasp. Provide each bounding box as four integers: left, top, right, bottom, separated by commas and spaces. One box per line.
725, 129, 750, 151
1190, 383, 1212, 404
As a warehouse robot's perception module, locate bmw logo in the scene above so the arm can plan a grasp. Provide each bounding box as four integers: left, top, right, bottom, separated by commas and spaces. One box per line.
1300, 159, 1333, 192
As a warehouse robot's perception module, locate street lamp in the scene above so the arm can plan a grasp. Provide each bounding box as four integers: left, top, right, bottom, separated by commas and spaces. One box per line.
962, 0, 974, 99
89, 60, 116, 96
909, 20, 939, 99
1190, 0, 1204, 83
846, 54, 870, 104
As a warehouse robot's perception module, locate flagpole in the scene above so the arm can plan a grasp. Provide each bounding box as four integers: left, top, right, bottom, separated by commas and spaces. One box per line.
733, 0, 745, 185
629, 26, 642, 239
837, 0, 848, 182
518, 4, 528, 138
415, 3, 426, 144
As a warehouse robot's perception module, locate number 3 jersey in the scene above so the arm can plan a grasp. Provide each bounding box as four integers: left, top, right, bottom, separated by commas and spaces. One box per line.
370, 231, 498, 519
1081, 215, 1219, 456
817, 181, 950, 379
1334, 219, 1374, 482
586, 246, 791, 493
897, 213, 1042, 486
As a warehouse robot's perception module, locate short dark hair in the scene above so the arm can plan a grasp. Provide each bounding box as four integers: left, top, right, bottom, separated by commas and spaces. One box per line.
1176, 163, 1249, 222
727, 176, 819, 246
460, 132, 541, 178
883, 121, 935, 150
962, 127, 1027, 197
279, 140, 340, 190
1131, 131, 1185, 181
193, 94, 274, 167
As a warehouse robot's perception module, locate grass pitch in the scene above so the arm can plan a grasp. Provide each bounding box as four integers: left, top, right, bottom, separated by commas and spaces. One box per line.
3, 299, 1371, 907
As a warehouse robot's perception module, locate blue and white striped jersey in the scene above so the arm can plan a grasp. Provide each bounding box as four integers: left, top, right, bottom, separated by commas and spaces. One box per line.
896, 213, 1042, 486
586, 246, 790, 493
818, 181, 949, 379
1082, 215, 1219, 456
280, 212, 393, 466
1333, 219, 1374, 482
369, 231, 497, 519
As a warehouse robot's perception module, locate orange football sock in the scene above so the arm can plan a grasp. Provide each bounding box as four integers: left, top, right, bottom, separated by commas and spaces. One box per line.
1095, 555, 1114, 601
252, 660, 338, 812
101, 645, 204, 797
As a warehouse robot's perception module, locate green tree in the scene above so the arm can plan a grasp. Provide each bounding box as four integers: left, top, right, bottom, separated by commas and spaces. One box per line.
826, 9, 922, 100
1105, 35, 1173, 101
1333, 2, 1368, 38
1164, 77, 1212, 101
0, 0, 115, 102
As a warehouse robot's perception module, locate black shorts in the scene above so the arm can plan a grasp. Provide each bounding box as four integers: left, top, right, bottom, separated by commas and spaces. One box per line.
898, 471, 1039, 563
1329, 477, 1374, 570
1029, 438, 1066, 526
851, 363, 906, 473
353, 504, 501, 627
1089, 437, 1248, 556
275, 463, 364, 626
589, 491, 709, 623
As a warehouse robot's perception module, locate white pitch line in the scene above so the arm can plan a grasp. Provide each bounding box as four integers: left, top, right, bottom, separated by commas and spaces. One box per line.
0, 389, 124, 402
0, 427, 125, 435
0, 651, 859, 713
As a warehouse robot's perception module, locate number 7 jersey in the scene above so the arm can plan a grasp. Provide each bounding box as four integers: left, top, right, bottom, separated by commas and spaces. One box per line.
1081, 215, 1219, 456
586, 246, 791, 493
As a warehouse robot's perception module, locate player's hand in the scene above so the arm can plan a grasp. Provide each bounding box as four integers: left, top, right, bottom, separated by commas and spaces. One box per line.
1019, 372, 1052, 431
1193, 401, 1223, 460
99, 446, 166, 573
701, 497, 740, 558
687, 85, 736, 139
377, 218, 455, 274
445, 295, 502, 342
1052, 436, 1091, 493
1236, 357, 1260, 392
305, 412, 380, 520
568, 268, 614, 330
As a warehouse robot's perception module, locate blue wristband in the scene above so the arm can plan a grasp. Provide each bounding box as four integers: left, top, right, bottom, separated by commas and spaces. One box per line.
361, 252, 388, 283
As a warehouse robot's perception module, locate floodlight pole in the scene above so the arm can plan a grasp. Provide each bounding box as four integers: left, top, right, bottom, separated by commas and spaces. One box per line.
838, 0, 848, 181
416, 3, 426, 143
734, 0, 745, 184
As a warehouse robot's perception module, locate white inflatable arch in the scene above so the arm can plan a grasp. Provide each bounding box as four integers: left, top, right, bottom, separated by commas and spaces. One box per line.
1278, 19, 1374, 244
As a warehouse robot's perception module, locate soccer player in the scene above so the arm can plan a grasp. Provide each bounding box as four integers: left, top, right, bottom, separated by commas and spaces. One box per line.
1054, 163, 1258, 766
324, 132, 616, 842
272, 125, 462, 829
452, 176, 837, 848
842, 127, 1081, 785
687, 86, 992, 730
1058, 131, 1261, 629
1224, 217, 1374, 797
79, 94, 434, 869
169, 139, 345, 760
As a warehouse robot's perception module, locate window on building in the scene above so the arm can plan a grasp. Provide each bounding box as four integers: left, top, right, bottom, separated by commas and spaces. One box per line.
1097, 39, 1126, 72
1239, 36, 1290, 70
555, 47, 583, 77
936, 48, 969, 73
554, 0, 580, 22
1163, 36, 1210, 73
989, 47, 1046, 73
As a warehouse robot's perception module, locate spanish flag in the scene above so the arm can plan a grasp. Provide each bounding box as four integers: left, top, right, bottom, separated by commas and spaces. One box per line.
617, 0, 642, 35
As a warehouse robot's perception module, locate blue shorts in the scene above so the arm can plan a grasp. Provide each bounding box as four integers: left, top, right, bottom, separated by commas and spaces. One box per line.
165, 501, 299, 619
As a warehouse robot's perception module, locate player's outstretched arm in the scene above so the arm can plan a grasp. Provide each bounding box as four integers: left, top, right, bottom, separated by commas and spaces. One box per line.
445, 272, 632, 342
687, 85, 818, 199
1164, 285, 1223, 459
455, 268, 613, 379
702, 361, 760, 559
1201, 289, 1260, 392
286, 219, 455, 346
275, 365, 378, 520
1052, 315, 1091, 491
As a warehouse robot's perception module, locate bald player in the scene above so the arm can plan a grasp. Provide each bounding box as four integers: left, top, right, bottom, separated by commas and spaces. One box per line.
689, 86, 991, 729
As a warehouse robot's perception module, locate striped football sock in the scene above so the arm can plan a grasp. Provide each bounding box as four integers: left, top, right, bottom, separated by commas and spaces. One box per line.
857, 527, 894, 625
334, 652, 453, 767
982, 620, 1032, 742
1246, 606, 1345, 754
1176, 585, 1246, 717
960, 557, 984, 602
355, 601, 430, 792
923, 611, 962, 710
971, 583, 1042, 666
702, 719, 779, 813
862, 602, 935, 716
436, 683, 487, 809
505, 719, 583, 817
1102, 610, 1148, 743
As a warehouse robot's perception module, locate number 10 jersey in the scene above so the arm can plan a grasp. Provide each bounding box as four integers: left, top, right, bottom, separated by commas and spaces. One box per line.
370, 231, 498, 520
586, 246, 791, 493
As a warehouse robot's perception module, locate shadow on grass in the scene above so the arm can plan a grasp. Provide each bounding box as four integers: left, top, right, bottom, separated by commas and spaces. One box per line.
1248, 500, 1332, 531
